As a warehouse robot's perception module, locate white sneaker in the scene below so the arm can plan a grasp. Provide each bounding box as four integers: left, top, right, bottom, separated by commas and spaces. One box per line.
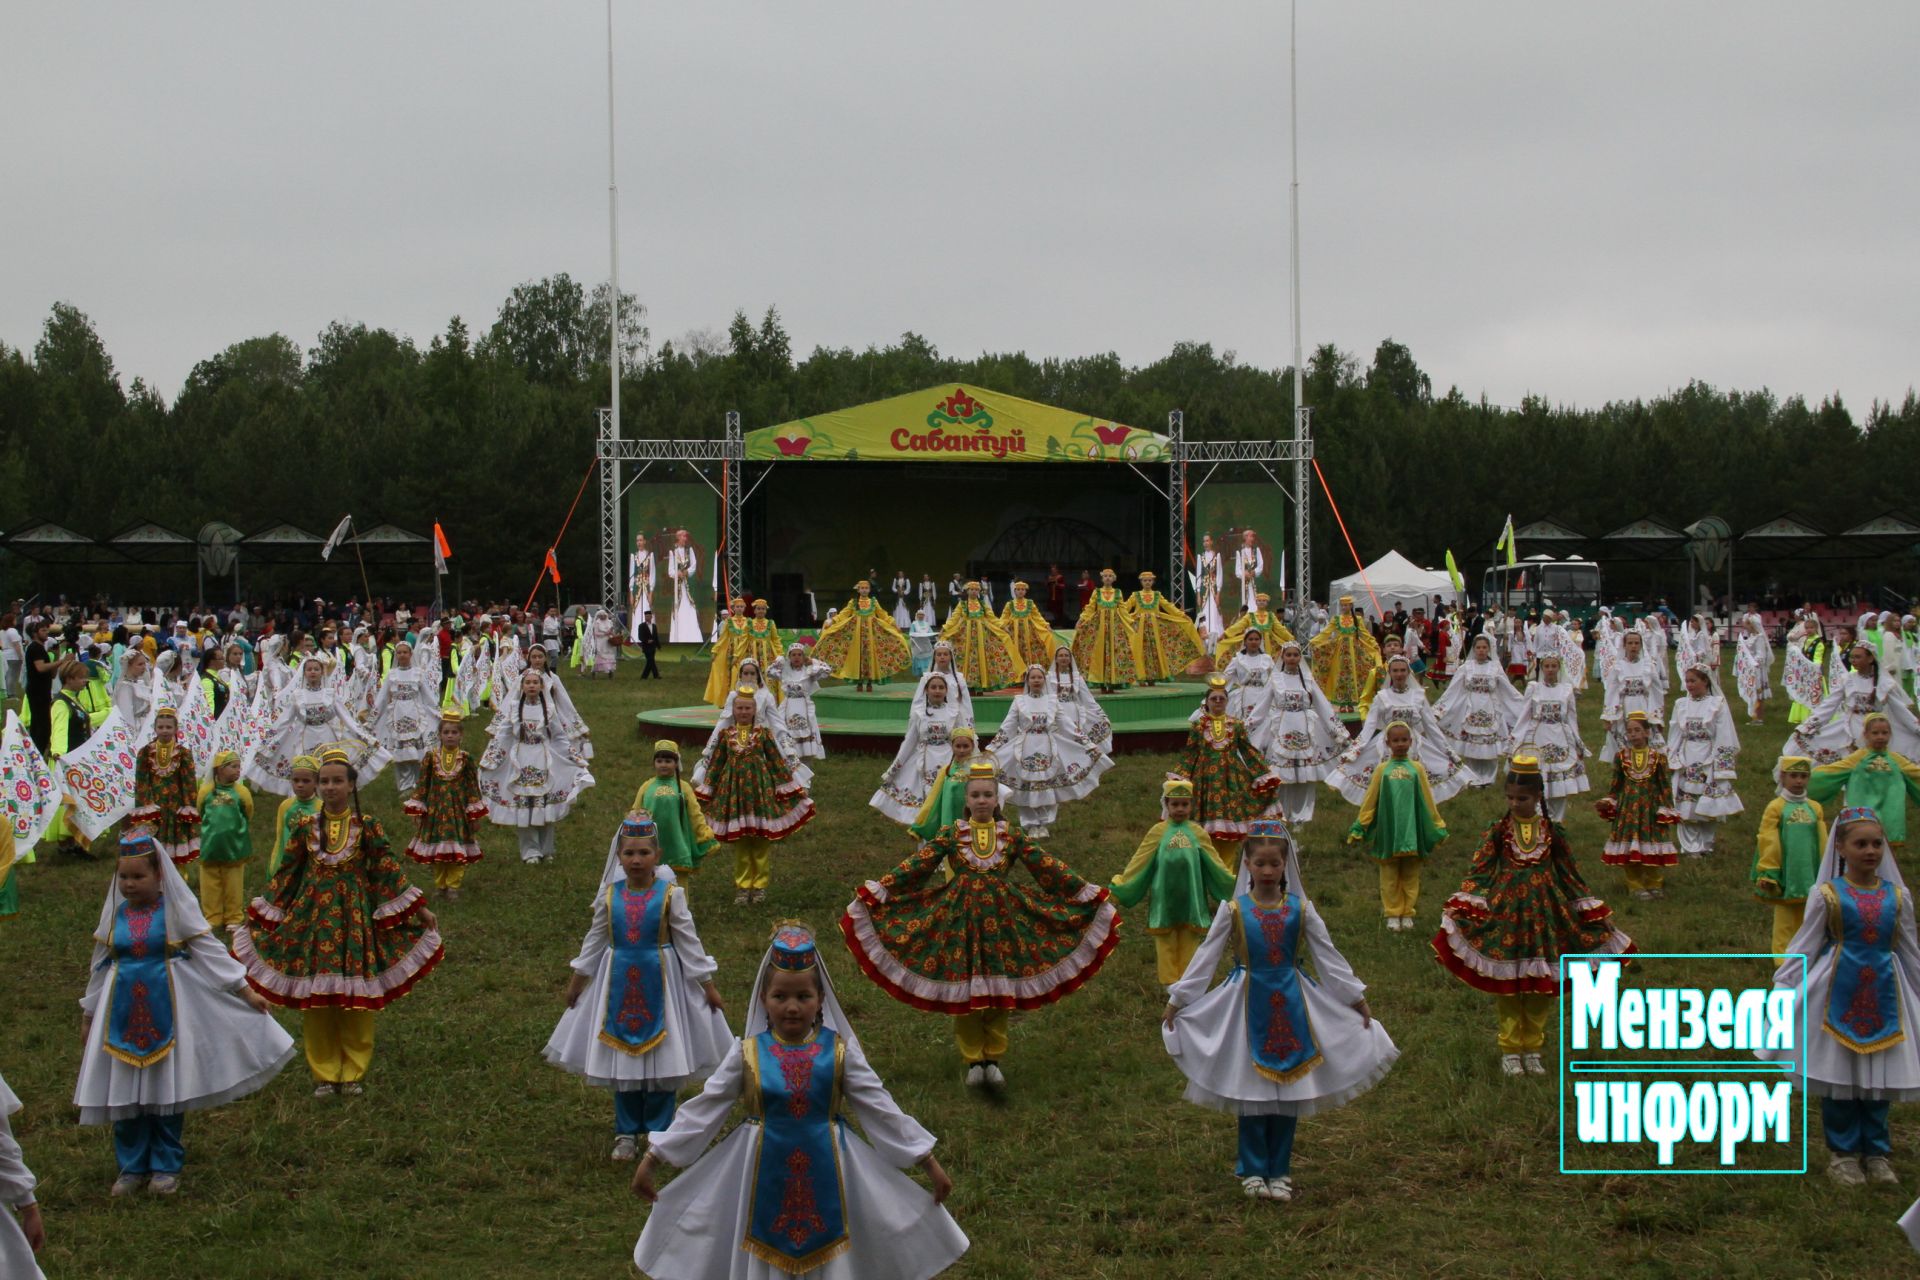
1266, 1176, 1294, 1202
313, 1083, 339, 1098
1500, 1054, 1525, 1077
982, 1063, 1005, 1087
1523, 1054, 1547, 1076
1241, 1175, 1269, 1200
965, 1064, 986, 1087
611, 1135, 640, 1162
1864, 1156, 1899, 1185
1828, 1155, 1866, 1186
147, 1173, 181, 1196
340, 1081, 365, 1097
734, 890, 751, 905
110, 1174, 146, 1197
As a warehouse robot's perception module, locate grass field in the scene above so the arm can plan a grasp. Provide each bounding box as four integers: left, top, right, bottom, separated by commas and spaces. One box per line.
4, 650, 1917, 1278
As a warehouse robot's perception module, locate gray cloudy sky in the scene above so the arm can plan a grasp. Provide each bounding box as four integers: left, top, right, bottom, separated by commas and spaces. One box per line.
5, 1, 1915, 410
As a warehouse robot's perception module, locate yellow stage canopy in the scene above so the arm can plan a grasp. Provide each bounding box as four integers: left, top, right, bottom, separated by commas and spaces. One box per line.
743, 384, 1170, 464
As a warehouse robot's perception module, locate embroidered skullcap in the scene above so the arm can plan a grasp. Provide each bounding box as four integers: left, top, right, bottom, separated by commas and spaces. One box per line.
1162, 776, 1194, 799
290, 754, 320, 773
769, 921, 819, 971
1246, 819, 1290, 841
212, 749, 240, 769
1139, 571, 1157, 582
119, 826, 158, 856
1778, 756, 1812, 772
1864, 712, 1890, 726
1835, 806, 1881, 828
319, 747, 354, 767
1206, 675, 1228, 691
620, 810, 657, 839
1256, 593, 1272, 605
966, 759, 999, 780
440, 708, 465, 723
652, 739, 681, 757
1507, 754, 1542, 776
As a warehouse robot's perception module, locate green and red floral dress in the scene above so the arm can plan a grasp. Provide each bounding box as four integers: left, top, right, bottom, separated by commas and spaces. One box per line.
238, 812, 444, 1009
1178, 714, 1282, 841
1594, 746, 1678, 866
403, 747, 488, 865
695, 725, 815, 842
132, 740, 201, 866
841, 819, 1120, 1012
1431, 815, 1634, 996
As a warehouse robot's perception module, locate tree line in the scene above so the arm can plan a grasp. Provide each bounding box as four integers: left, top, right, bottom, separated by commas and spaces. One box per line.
1, 277, 1914, 604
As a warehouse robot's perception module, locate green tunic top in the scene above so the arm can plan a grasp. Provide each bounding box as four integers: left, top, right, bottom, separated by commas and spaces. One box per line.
197, 780, 254, 865
270, 796, 319, 877
1751, 795, 1825, 903
632, 775, 720, 870
1347, 756, 1448, 858
1808, 749, 1920, 843
1109, 818, 1236, 932
909, 765, 970, 845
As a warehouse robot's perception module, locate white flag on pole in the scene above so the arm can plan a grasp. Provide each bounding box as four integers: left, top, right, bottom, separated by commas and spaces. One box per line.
321, 514, 354, 561
0, 710, 60, 850
56, 709, 142, 841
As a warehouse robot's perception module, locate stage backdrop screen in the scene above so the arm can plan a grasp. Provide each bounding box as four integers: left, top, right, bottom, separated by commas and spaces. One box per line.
1191, 482, 1288, 605
626, 479, 719, 635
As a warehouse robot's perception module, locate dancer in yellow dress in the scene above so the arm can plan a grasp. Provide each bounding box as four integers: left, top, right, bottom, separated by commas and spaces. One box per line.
1309, 595, 1381, 717
1000, 580, 1055, 669
940, 581, 1023, 692
1072, 568, 1141, 692
1213, 593, 1296, 668
813, 581, 911, 693
701, 597, 754, 708
741, 600, 784, 684
1126, 572, 1205, 685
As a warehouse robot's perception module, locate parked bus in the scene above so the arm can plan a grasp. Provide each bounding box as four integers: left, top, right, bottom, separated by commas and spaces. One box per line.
1480, 556, 1605, 627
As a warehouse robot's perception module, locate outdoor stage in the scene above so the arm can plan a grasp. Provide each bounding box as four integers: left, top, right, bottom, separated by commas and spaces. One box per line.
636, 679, 1210, 754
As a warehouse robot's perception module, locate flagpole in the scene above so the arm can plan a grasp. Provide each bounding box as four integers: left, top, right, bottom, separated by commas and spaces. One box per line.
351, 525, 374, 616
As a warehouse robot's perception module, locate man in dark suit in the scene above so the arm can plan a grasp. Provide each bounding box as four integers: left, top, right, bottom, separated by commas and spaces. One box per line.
637, 611, 661, 678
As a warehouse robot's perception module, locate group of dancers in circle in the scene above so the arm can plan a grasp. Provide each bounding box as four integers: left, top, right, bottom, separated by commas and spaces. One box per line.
10, 581, 1920, 1278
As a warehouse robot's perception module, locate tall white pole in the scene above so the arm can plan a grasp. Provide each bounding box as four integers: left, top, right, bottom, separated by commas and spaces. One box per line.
601, 0, 624, 612
606, 0, 621, 437
1289, 0, 1312, 614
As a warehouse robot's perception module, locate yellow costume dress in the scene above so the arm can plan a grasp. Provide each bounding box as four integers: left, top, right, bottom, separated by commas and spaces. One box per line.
1213, 606, 1296, 669
1072, 583, 1141, 688
1309, 604, 1381, 717
742, 609, 784, 687
701, 601, 755, 708
1000, 590, 1055, 669
940, 592, 1023, 691
1125, 585, 1205, 682
813, 593, 911, 684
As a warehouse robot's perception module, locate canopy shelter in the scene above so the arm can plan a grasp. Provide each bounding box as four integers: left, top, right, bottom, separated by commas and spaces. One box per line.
107, 520, 198, 564
240, 522, 326, 562
348, 522, 432, 564
1599, 516, 1689, 561
1836, 513, 1920, 558
0, 519, 106, 564
1738, 513, 1827, 560
1329, 550, 1458, 619
1461, 516, 1589, 563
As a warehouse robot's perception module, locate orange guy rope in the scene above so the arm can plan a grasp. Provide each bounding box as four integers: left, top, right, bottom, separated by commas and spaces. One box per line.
1310, 458, 1381, 617
522, 457, 601, 613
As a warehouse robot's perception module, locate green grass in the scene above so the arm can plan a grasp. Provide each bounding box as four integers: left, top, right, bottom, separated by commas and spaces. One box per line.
4, 654, 1915, 1277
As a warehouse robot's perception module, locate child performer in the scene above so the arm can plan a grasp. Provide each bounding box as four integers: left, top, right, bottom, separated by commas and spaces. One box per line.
908, 727, 981, 844
766, 643, 834, 761
247, 654, 389, 796
1734, 613, 1773, 723
369, 640, 436, 795
1346, 721, 1449, 930
1668, 664, 1744, 857
1162, 819, 1398, 1203
195, 751, 253, 929
1259, 641, 1346, 823
813, 581, 912, 693
1180, 678, 1283, 844
1110, 777, 1236, 983
1807, 713, 1920, 847
632, 922, 966, 1279
236, 748, 444, 1096
1761, 808, 1920, 1187
131, 707, 201, 867
871, 673, 965, 829
1431, 756, 1634, 1077
1503, 653, 1591, 820
1434, 635, 1524, 788
939, 581, 1023, 691
1047, 645, 1113, 757
699, 688, 817, 906
1789, 642, 1920, 765
1330, 654, 1468, 808
478, 669, 596, 865
632, 741, 719, 880
0, 821, 16, 921
268, 756, 320, 877
1071, 568, 1140, 692
546, 812, 732, 1162
1751, 757, 1826, 962
1599, 630, 1667, 762
842, 760, 1119, 1087
985, 665, 1112, 838
1125, 572, 1206, 686
1594, 712, 1680, 900
1001, 580, 1055, 670
403, 710, 487, 899
76, 829, 295, 1195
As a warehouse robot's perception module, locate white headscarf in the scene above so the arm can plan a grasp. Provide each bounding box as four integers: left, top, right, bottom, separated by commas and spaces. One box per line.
595, 810, 682, 897
1816, 806, 1909, 897
94, 828, 215, 946
1231, 817, 1306, 901
741, 921, 862, 1057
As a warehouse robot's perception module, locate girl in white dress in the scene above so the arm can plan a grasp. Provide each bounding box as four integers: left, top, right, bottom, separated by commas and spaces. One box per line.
74, 829, 295, 1196
370, 641, 436, 795
1734, 612, 1773, 723
0, 1069, 44, 1278
1256, 642, 1346, 824
1329, 654, 1468, 806
913, 641, 973, 723
1640, 615, 1672, 703
545, 811, 732, 1162
871, 674, 965, 826
1786, 643, 1920, 766
478, 670, 595, 864
767, 643, 835, 761
665, 532, 702, 644
631, 922, 965, 1280
1503, 653, 1590, 820
1047, 645, 1113, 756
1221, 630, 1281, 742
1676, 615, 1719, 690
1600, 631, 1668, 762
1667, 665, 1744, 856
1162, 820, 1397, 1203
985, 665, 1112, 838
525, 644, 593, 762
891, 573, 914, 630
693, 659, 814, 791
1434, 635, 1525, 787
246, 655, 389, 797
1761, 810, 1920, 1187
1193, 533, 1226, 646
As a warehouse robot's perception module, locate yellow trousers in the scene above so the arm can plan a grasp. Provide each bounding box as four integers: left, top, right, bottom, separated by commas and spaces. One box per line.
303, 1008, 376, 1083
433, 864, 466, 891
1624, 864, 1665, 893
1377, 855, 1421, 919
954, 1010, 1009, 1063
1153, 927, 1205, 986
197, 861, 248, 929
733, 838, 771, 890
1771, 901, 1805, 967
1495, 993, 1554, 1053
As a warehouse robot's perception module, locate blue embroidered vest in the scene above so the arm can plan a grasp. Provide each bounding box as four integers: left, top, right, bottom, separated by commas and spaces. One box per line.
744, 1027, 849, 1273
1820, 877, 1905, 1054
105, 897, 177, 1068
599, 882, 671, 1055
1233, 893, 1323, 1083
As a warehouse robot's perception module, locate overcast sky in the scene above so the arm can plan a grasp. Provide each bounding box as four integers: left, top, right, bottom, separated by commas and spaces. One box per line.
4, 1, 1914, 411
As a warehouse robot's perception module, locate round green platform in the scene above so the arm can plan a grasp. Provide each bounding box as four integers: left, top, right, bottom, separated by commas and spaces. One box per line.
636, 679, 1210, 754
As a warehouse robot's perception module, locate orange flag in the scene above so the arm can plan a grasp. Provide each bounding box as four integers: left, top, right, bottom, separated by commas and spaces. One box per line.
545, 548, 562, 585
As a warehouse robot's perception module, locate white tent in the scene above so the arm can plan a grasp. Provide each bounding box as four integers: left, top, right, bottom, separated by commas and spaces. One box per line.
1328, 550, 1459, 620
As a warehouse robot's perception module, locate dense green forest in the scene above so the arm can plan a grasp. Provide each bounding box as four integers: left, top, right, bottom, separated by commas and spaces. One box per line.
1, 276, 1914, 603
